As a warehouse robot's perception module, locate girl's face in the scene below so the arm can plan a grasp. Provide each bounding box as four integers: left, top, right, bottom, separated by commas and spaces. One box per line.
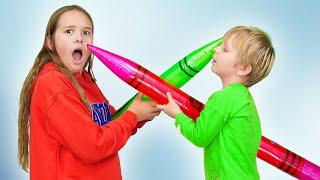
49, 10, 93, 73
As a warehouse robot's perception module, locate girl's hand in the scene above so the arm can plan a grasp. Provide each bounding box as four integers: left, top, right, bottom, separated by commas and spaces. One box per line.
128, 93, 161, 121
157, 92, 182, 118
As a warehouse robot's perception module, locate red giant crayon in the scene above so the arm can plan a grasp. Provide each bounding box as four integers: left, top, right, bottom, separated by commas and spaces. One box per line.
88, 44, 320, 180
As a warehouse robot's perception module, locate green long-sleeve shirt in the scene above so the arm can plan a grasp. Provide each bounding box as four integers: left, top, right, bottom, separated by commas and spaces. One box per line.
175, 83, 261, 180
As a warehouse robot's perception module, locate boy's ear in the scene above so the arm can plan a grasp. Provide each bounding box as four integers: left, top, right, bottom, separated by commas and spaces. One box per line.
237, 64, 252, 76
46, 36, 53, 51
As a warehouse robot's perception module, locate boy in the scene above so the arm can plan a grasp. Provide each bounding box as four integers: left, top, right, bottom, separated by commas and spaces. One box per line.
158, 26, 275, 179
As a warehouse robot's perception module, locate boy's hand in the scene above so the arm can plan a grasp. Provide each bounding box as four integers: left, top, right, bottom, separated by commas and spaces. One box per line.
157, 92, 182, 118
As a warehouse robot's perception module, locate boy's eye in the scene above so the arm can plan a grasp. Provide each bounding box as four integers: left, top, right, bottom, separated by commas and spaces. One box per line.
223, 47, 228, 52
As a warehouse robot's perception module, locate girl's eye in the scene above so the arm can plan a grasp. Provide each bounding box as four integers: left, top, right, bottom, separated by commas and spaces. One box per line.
83, 31, 91, 36
65, 29, 73, 34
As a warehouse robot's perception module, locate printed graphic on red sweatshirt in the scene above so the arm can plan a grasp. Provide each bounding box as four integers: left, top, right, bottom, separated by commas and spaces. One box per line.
91, 102, 111, 126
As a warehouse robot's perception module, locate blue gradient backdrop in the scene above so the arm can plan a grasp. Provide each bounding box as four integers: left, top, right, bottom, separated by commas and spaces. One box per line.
1, 0, 319, 179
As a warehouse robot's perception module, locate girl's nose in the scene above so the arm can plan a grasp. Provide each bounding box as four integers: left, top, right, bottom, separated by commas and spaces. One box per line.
75, 33, 83, 43
76, 39, 83, 43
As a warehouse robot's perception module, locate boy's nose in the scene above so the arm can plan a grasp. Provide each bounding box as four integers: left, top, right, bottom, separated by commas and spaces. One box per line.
214, 46, 222, 54
214, 46, 220, 54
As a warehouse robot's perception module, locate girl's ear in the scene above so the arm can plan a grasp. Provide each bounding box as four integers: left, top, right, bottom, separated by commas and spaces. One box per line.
237, 64, 252, 76
46, 36, 53, 51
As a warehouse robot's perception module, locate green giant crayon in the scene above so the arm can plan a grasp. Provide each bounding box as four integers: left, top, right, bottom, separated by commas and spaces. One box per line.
112, 38, 222, 119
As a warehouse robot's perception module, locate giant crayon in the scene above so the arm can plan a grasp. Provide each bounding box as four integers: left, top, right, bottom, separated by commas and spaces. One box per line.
112, 38, 222, 119
259, 136, 320, 179
88, 44, 204, 119
88, 44, 320, 179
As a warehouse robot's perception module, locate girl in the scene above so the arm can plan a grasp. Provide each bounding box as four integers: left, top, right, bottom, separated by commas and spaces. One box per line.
18, 5, 160, 180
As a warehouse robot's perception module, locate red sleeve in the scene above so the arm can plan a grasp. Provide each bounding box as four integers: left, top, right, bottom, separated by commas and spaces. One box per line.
105, 99, 116, 116
108, 101, 150, 135
131, 120, 150, 135
44, 90, 138, 164
104, 96, 149, 134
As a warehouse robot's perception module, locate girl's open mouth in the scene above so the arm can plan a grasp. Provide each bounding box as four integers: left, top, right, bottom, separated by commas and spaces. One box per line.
72, 49, 83, 62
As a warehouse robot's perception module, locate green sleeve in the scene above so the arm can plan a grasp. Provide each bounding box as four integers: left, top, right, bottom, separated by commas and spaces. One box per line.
175, 94, 225, 147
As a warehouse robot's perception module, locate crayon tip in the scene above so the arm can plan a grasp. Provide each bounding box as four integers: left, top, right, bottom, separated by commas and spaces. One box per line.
87, 44, 94, 51
87, 44, 102, 58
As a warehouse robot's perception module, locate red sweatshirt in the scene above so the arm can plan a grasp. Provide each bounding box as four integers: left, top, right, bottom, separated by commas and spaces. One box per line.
30, 62, 141, 180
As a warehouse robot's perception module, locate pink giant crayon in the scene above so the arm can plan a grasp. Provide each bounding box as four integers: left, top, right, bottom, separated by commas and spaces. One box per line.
88, 44, 320, 179
88, 44, 203, 120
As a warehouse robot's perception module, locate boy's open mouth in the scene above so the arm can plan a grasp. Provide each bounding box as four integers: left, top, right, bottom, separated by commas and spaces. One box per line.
72, 49, 83, 62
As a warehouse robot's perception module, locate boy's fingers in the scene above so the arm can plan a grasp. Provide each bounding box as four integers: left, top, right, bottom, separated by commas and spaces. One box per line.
166, 92, 174, 102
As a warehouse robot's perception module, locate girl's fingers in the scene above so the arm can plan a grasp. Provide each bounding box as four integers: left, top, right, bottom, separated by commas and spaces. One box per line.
157, 104, 166, 110
136, 93, 143, 100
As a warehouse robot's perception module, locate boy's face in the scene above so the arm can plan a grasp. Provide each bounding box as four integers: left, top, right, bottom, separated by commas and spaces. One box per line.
48, 10, 93, 73
211, 35, 238, 80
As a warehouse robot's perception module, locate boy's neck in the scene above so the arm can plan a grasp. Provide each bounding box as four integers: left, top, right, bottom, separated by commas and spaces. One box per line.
221, 76, 244, 88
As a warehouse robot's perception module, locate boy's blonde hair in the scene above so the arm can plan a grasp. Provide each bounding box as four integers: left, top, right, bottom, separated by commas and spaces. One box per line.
224, 26, 275, 87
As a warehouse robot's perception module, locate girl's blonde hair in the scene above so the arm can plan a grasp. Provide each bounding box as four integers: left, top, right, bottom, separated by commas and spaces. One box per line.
18, 5, 95, 172
224, 26, 275, 87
